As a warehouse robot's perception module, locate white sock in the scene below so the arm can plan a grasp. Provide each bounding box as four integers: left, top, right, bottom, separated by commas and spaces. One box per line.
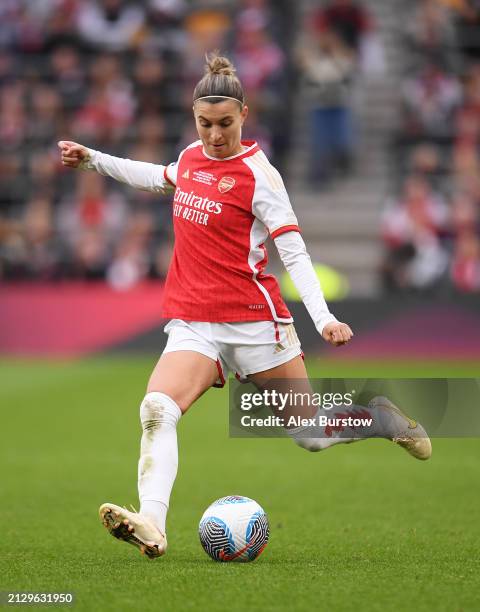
140, 500, 168, 534
138, 392, 182, 534
288, 401, 391, 452
288, 423, 355, 452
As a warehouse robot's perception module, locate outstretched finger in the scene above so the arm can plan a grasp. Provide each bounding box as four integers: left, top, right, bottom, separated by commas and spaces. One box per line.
58, 140, 77, 149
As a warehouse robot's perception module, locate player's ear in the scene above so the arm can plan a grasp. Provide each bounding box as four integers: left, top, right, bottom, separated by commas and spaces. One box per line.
240, 105, 248, 125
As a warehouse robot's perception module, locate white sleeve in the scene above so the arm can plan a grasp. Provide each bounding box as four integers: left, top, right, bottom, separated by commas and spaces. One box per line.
80, 149, 177, 194
274, 231, 338, 336
243, 152, 300, 238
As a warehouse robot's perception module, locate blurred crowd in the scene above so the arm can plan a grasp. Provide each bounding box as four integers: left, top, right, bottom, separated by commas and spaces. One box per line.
297, 0, 384, 188
0, 0, 293, 287
382, 0, 480, 294
4, 0, 478, 295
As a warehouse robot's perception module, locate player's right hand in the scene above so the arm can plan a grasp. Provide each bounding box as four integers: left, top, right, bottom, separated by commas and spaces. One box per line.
58, 140, 89, 168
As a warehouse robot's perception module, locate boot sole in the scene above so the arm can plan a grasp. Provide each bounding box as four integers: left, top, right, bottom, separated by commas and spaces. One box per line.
100, 506, 164, 559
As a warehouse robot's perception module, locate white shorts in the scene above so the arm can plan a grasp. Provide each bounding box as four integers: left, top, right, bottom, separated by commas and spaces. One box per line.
163, 319, 303, 388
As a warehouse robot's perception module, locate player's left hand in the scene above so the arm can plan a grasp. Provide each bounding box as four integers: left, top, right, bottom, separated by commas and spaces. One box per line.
322, 321, 353, 347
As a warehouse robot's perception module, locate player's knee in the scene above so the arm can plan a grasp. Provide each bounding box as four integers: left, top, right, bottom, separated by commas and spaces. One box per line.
140, 392, 182, 431
145, 382, 199, 413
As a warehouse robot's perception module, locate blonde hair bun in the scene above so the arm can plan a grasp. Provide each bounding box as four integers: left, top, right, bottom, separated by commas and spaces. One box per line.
205, 53, 236, 77
193, 52, 244, 105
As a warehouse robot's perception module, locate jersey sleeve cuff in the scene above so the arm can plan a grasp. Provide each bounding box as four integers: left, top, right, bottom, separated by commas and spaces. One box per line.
317, 315, 339, 337
163, 165, 176, 187
270, 225, 301, 240
79, 148, 96, 170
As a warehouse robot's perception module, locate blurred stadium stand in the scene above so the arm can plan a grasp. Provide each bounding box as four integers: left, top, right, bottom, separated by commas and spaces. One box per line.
1, 0, 480, 357
291, 0, 480, 298
0, 0, 294, 287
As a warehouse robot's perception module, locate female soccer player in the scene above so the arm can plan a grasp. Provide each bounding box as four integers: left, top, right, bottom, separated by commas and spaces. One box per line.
59, 54, 431, 560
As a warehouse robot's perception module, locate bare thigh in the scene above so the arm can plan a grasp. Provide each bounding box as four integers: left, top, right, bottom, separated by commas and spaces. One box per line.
248, 354, 309, 383
147, 351, 219, 414
248, 355, 315, 420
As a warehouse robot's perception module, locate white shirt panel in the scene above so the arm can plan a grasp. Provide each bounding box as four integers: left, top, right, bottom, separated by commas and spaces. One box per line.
243, 151, 299, 235
274, 231, 338, 335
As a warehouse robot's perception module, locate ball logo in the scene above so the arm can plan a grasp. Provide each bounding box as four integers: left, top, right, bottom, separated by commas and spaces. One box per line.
218, 176, 235, 193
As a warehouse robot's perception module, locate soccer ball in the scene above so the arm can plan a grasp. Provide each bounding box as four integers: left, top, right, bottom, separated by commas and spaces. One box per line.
198, 495, 269, 562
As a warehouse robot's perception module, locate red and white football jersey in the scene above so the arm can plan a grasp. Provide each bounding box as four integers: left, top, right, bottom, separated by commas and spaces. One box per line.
160, 140, 300, 323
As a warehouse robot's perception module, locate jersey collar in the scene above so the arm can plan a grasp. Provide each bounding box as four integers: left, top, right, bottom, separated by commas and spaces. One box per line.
201, 140, 259, 161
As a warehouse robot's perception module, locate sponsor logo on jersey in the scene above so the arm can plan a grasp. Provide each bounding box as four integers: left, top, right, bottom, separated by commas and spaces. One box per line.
218, 176, 235, 193
173, 187, 223, 214
182, 169, 190, 179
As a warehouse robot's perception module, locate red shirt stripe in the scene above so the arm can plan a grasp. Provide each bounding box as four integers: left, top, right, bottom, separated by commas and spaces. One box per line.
270, 225, 301, 240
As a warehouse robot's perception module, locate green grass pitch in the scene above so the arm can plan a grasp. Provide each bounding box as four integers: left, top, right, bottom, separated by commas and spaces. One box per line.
1, 357, 480, 611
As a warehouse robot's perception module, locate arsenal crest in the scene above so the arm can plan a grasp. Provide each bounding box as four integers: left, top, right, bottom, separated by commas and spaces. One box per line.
218, 176, 235, 193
